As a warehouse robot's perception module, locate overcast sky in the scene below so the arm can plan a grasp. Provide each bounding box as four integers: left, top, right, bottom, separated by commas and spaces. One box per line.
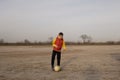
0, 0, 120, 42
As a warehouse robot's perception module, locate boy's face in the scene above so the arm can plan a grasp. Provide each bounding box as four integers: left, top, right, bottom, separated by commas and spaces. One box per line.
58, 35, 63, 39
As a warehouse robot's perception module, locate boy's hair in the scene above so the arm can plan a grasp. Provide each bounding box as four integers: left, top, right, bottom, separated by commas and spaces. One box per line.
59, 32, 64, 36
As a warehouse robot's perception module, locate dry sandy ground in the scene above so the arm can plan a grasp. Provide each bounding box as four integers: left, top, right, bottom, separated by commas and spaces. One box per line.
0, 45, 120, 80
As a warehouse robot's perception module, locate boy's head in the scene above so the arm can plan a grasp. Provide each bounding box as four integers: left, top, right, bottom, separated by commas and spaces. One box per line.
58, 32, 64, 39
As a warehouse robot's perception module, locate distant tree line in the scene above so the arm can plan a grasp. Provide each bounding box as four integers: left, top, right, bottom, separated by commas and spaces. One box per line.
0, 34, 120, 46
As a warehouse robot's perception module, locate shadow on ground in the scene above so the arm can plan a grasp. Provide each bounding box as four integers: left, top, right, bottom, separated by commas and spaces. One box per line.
82, 65, 101, 80
111, 53, 120, 61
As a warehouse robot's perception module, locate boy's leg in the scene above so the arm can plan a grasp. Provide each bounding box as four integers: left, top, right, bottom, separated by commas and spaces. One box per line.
57, 52, 61, 66
51, 50, 56, 69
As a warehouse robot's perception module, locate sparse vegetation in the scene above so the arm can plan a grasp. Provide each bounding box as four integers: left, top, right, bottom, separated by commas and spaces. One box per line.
0, 35, 120, 46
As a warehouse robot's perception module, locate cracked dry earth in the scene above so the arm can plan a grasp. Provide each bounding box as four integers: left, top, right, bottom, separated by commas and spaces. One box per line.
0, 45, 120, 80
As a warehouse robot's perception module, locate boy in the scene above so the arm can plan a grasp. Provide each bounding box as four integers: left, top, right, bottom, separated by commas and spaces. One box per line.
51, 32, 66, 71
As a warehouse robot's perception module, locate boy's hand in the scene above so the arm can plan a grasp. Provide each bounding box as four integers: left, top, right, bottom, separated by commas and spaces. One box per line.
63, 48, 66, 51
53, 44, 58, 48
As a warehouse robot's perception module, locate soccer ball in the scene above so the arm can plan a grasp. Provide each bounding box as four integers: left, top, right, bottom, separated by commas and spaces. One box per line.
54, 66, 61, 72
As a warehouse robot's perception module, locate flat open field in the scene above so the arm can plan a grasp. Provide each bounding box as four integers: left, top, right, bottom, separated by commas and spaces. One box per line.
0, 45, 120, 80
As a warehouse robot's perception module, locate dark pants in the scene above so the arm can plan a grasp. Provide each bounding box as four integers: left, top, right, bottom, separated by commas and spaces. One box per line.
51, 50, 61, 68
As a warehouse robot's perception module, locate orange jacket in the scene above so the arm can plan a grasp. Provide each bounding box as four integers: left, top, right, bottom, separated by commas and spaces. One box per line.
52, 37, 66, 52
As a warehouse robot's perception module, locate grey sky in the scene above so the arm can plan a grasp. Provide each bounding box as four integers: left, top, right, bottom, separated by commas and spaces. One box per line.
0, 0, 120, 42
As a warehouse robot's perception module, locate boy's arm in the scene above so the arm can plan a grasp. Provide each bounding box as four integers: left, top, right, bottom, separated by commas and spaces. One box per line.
62, 40, 66, 50
52, 38, 57, 48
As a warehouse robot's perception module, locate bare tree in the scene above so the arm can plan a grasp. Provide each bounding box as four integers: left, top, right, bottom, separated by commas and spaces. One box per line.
87, 36, 92, 43
24, 39, 30, 44
80, 34, 92, 44
0, 39, 4, 43
80, 34, 88, 43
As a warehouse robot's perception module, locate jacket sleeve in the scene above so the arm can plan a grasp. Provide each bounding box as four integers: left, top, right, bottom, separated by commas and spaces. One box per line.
52, 38, 56, 47
62, 40, 66, 50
